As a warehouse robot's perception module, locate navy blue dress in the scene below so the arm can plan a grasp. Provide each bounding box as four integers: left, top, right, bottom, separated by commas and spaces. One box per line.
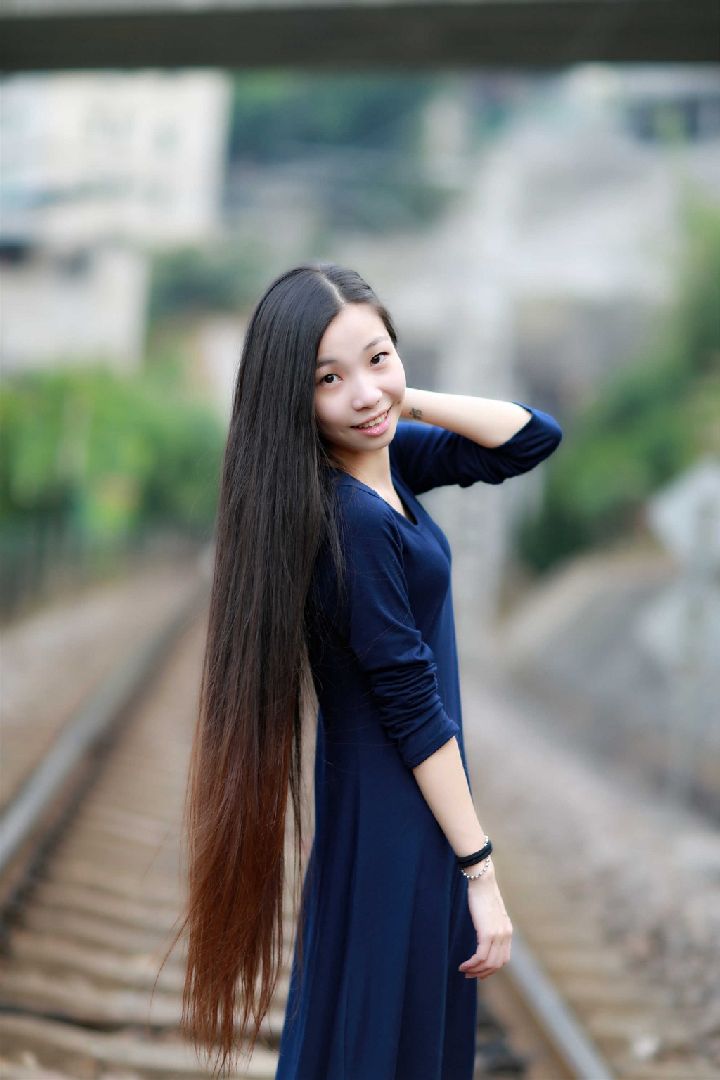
276, 402, 562, 1080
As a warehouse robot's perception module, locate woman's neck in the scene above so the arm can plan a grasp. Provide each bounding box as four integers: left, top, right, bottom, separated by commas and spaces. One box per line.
330, 446, 393, 491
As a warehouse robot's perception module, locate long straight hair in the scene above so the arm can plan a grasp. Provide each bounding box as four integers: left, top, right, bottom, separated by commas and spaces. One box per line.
157, 263, 398, 1076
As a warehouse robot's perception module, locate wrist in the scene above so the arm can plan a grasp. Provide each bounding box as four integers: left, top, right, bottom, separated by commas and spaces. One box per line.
401, 387, 432, 421
456, 833, 491, 868
467, 860, 496, 886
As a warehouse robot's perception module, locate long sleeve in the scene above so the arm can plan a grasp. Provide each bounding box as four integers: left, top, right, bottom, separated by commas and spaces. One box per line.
389, 400, 563, 495
335, 483, 460, 770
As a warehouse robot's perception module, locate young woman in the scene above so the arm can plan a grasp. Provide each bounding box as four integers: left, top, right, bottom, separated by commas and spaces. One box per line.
175, 262, 563, 1079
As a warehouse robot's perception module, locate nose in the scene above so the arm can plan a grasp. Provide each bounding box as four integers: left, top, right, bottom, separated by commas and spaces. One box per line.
351, 375, 383, 412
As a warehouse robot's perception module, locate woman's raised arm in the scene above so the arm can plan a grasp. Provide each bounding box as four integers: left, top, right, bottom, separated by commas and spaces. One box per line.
402, 389, 534, 446
390, 390, 563, 494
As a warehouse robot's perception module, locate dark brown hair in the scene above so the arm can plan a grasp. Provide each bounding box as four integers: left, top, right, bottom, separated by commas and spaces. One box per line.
155, 262, 397, 1076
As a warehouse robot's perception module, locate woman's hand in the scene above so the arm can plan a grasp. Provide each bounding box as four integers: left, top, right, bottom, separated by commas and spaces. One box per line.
459, 865, 513, 979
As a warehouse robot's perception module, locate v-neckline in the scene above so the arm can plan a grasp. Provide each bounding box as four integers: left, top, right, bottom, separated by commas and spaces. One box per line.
333, 469, 419, 528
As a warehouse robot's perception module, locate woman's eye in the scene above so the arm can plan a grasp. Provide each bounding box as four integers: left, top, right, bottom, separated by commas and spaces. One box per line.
318, 353, 388, 386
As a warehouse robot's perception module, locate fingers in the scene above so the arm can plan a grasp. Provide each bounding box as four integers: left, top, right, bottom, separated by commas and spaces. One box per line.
461, 940, 500, 979
458, 945, 489, 975
469, 940, 503, 979
458, 934, 512, 980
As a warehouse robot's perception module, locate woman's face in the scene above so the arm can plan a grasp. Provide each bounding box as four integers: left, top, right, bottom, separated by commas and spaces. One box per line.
314, 303, 406, 464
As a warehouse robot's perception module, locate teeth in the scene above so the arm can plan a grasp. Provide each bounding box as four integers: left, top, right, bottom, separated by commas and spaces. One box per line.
356, 410, 388, 430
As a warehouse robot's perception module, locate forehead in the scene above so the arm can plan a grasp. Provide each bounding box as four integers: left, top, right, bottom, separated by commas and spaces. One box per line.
317, 304, 387, 357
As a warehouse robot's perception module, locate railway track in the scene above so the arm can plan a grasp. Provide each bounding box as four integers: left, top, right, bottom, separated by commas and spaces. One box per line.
0, 585, 699, 1079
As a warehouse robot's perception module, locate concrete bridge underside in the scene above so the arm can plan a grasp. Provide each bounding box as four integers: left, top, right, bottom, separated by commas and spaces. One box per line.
1, 1, 718, 72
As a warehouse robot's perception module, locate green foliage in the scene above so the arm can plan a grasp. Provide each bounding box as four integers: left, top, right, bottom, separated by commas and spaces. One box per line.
149, 238, 270, 321
227, 73, 458, 234
228, 73, 438, 162
517, 193, 720, 571
0, 361, 225, 542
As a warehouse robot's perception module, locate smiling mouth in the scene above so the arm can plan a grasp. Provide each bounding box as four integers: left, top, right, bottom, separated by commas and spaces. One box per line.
353, 407, 391, 429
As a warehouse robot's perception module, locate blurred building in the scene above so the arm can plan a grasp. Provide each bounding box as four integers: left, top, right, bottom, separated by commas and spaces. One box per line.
1, 70, 232, 373
609, 65, 720, 143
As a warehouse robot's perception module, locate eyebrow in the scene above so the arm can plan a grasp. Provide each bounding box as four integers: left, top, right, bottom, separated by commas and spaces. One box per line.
316, 335, 390, 369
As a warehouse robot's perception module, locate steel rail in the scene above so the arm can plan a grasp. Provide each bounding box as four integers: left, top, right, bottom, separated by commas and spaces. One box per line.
0, 561, 210, 878
504, 923, 616, 1080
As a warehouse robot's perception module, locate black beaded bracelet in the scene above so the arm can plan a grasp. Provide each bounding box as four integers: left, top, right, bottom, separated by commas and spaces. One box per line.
457, 838, 492, 869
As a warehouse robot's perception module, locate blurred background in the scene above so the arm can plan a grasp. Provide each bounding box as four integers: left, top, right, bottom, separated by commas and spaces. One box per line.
1, 6, 720, 1076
